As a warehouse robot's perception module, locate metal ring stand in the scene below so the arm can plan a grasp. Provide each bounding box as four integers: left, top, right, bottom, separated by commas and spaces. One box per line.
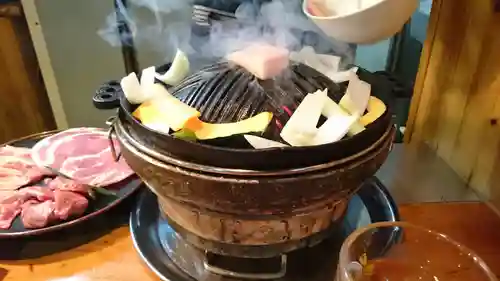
203, 253, 288, 279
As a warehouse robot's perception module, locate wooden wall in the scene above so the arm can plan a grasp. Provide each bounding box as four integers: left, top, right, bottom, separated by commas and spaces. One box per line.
406, 0, 500, 208
0, 3, 56, 143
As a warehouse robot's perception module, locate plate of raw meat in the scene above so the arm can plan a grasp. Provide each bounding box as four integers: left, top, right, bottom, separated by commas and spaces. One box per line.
0, 127, 141, 237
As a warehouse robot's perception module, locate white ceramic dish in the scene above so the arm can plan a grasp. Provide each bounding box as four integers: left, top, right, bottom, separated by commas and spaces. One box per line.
303, 0, 418, 44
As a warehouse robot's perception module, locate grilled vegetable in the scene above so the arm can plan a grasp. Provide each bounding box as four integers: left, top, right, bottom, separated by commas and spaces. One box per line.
132, 85, 203, 132
339, 72, 371, 115
140, 66, 156, 90
120, 72, 144, 104
121, 68, 166, 105
280, 89, 327, 146
323, 97, 366, 136
173, 129, 197, 141
195, 112, 273, 140
360, 97, 386, 126
310, 114, 357, 146
156, 49, 190, 86
244, 135, 288, 149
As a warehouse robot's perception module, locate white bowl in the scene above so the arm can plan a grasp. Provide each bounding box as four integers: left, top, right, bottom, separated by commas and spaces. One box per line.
303, 0, 419, 44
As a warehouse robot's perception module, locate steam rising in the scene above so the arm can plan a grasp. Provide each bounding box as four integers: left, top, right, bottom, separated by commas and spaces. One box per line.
98, 0, 354, 69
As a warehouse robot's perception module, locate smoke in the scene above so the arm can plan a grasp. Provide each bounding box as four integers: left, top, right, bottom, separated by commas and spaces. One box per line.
98, 0, 354, 68
98, 0, 195, 59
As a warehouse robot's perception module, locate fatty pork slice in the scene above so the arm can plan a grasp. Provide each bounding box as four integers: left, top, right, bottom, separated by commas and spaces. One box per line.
226, 43, 290, 80
0, 165, 51, 190
0, 167, 30, 190
0, 146, 54, 191
59, 147, 132, 187
31, 128, 110, 170
0, 145, 31, 157
31, 128, 134, 187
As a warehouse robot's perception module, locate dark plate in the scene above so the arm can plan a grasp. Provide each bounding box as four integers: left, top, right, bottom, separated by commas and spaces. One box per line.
130, 177, 400, 281
0, 130, 142, 238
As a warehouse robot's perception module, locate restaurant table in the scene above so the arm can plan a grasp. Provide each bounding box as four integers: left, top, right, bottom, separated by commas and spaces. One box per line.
1, 200, 499, 281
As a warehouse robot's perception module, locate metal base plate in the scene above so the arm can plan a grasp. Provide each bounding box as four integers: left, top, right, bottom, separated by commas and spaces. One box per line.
130, 177, 399, 281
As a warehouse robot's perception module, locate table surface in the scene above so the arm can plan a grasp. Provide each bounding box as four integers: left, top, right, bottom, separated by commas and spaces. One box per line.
1, 202, 499, 281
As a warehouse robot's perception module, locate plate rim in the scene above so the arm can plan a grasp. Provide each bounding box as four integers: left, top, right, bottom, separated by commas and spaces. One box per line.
0, 129, 142, 238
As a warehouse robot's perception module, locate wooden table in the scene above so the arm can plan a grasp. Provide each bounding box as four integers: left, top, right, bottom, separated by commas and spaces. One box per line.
1, 202, 500, 281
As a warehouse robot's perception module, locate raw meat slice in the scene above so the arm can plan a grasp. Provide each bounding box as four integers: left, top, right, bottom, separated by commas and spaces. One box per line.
59, 148, 132, 187
18, 185, 54, 201
0, 202, 22, 229
53, 189, 88, 220
21, 200, 56, 229
47, 177, 90, 194
31, 128, 108, 169
0, 155, 33, 166
0, 191, 22, 229
0, 177, 91, 230
0, 190, 16, 201
0, 146, 31, 157
1, 186, 53, 204
0, 146, 54, 191
226, 43, 290, 80
0, 166, 50, 191
0, 166, 27, 190
0, 185, 55, 229
31, 127, 134, 187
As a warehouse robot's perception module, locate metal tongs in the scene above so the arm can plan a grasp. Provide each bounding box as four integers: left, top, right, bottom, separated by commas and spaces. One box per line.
44, 165, 117, 198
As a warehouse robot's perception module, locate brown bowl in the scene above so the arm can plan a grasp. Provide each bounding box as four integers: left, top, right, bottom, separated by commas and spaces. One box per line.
117, 125, 395, 215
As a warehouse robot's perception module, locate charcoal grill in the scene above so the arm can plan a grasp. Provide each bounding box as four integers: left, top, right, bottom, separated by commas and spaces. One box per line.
93, 54, 395, 280
102, 1, 402, 279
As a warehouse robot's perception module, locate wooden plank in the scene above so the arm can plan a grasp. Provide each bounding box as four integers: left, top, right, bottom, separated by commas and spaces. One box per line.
434, 0, 493, 165
404, 0, 443, 143
21, 0, 68, 129
466, 14, 500, 202
407, 0, 464, 148
450, 12, 500, 184
424, 0, 468, 152
472, 94, 500, 199
0, 15, 55, 142
406, 0, 500, 199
